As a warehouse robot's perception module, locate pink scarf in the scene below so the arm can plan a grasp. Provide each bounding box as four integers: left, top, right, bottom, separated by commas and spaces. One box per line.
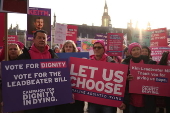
90, 53, 108, 61
29, 44, 51, 59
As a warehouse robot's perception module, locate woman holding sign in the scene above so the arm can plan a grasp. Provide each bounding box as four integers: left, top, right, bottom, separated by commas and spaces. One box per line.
0, 42, 24, 113
122, 42, 156, 113
57, 40, 84, 113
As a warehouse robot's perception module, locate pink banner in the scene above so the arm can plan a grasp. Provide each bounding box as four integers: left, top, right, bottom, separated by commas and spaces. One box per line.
8, 35, 18, 44
107, 33, 123, 56
66, 25, 77, 43
150, 47, 170, 65
70, 57, 128, 107
130, 63, 170, 97
150, 28, 167, 47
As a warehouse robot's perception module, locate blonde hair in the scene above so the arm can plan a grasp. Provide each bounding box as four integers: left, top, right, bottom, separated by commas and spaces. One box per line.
61, 40, 78, 53
8, 43, 23, 59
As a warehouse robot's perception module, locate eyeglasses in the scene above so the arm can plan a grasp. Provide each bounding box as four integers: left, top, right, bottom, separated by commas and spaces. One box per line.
93, 46, 103, 50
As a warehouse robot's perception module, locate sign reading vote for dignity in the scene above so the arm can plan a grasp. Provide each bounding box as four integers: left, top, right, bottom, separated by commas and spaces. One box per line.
70, 57, 128, 107
1, 59, 73, 112
130, 63, 170, 97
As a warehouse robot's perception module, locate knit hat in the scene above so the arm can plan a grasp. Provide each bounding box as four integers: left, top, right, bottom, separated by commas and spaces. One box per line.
15, 41, 24, 49
128, 42, 141, 55
54, 45, 59, 49
93, 40, 106, 52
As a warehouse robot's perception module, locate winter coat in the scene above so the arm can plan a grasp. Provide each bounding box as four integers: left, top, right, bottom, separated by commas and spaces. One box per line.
122, 55, 156, 113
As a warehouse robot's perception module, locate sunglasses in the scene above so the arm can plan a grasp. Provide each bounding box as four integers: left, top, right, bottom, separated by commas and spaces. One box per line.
93, 46, 103, 50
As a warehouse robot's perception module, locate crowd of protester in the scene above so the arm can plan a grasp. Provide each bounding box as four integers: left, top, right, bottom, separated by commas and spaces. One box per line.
0, 30, 169, 113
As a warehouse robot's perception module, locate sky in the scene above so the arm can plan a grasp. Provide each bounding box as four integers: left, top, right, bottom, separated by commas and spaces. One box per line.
7, 0, 170, 30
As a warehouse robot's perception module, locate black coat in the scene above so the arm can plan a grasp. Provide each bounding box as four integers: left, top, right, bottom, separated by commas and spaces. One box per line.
122, 55, 156, 113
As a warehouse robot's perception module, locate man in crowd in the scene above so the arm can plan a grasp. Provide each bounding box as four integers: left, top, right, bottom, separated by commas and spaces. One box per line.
17, 30, 58, 113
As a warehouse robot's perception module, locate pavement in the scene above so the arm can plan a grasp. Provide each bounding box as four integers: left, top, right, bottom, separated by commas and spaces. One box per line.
84, 102, 123, 113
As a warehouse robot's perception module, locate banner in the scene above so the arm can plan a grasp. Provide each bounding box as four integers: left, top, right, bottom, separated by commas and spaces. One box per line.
95, 34, 107, 46
130, 63, 170, 97
70, 57, 128, 107
55, 23, 67, 44
107, 33, 123, 56
8, 35, 18, 44
2, 59, 73, 112
132, 29, 151, 47
1, 0, 28, 13
150, 28, 167, 47
150, 47, 170, 64
56, 52, 89, 59
27, 7, 51, 41
66, 25, 77, 43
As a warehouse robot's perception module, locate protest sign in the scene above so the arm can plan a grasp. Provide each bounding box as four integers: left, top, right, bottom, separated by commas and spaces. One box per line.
80, 39, 101, 52
55, 23, 67, 44
66, 25, 77, 43
107, 33, 123, 56
150, 28, 167, 47
56, 52, 89, 59
1, 59, 73, 112
8, 35, 18, 44
70, 57, 128, 107
95, 34, 107, 46
80, 39, 103, 55
130, 63, 170, 96
76, 41, 81, 47
150, 46, 170, 64
27, 7, 51, 41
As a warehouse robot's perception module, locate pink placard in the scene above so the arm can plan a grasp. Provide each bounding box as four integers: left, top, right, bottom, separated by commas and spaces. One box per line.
8, 35, 18, 44
66, 25, 77, 43
150, 28, 167, 47
70, 57, 128, 107
130, 63, 170, 97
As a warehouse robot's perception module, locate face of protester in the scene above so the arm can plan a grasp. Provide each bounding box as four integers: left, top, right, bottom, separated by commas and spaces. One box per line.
55, 48, 60, 53
125, 51, 130, 57
34, 19, 44, 30
131, 47, 141, 58
33, 32, 47, 49
8, 44, 20, 60
141, 48, 149, 56
64, 43, 74, 53
93, 43, 104, 57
